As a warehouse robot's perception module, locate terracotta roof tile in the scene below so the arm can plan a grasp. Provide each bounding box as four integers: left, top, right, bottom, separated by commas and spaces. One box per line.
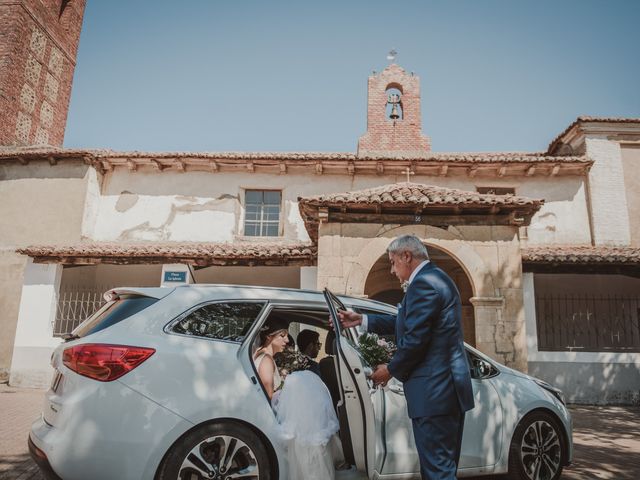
300, 182, 543, 208
0, 146, 588, 164
522, 245, 640, 265
17, 241, 317, 266
547, 116, 640, 154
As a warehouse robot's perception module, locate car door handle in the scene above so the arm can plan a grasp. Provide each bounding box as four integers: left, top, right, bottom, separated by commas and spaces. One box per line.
388, 384, 404, 395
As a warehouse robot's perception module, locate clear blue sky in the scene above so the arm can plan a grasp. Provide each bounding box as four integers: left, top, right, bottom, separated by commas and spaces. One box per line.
64, 0, 640, 153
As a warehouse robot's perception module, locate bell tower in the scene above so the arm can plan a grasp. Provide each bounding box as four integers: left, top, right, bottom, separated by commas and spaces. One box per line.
0, 0, 86, 146
357, 63, 431, 157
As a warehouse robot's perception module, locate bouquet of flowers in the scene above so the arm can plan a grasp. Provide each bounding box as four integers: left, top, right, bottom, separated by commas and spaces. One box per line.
274, 348, 313, 379
358, 333, 396, 368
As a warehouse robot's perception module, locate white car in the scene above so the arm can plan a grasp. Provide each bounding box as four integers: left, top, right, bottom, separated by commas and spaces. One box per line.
29, 285, 572, 480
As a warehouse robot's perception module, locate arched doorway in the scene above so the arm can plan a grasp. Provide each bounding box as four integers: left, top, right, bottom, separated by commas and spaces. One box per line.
363, 245, 476, 347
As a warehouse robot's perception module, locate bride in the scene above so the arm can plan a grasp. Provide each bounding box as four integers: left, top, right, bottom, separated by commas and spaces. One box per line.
254, 319, 344, 480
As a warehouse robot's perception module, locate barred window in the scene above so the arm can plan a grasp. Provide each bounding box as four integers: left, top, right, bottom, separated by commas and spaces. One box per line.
172, 302, 265, 343
244, 190, 281, 236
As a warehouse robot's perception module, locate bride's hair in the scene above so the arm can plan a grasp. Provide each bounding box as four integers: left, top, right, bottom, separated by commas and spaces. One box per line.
259, 317, 289, 347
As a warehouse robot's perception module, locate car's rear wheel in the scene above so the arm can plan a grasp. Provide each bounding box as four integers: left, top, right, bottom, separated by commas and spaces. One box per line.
507, 411, 565, 480
156, 421, 271, 480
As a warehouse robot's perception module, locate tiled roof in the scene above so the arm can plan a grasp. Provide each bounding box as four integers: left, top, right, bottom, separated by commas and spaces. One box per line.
298, 182, 544, 240
0, 146, 589, 163
300, 182, 543, 208
17, 241, 317, 266
522, 245, 640, 265
547, 116, 640, 154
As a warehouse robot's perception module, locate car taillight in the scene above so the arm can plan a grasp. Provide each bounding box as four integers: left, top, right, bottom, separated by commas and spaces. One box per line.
62, 344, 155, 382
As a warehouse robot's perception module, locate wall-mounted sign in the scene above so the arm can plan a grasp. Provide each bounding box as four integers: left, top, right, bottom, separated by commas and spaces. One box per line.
163, 271, 187, 283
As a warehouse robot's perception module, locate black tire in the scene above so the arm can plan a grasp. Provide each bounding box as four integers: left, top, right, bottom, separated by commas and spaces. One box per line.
507, 411, 565, 480
156, 421, 271, 480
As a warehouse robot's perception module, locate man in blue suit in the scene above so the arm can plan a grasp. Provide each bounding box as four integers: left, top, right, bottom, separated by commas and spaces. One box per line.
338, 235, 474, 479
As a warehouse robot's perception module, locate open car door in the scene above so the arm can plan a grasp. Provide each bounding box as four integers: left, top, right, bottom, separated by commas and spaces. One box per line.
323, 288, 386, 478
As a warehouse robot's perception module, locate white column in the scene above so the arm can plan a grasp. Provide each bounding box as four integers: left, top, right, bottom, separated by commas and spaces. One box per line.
586, 138, 632, 245
161, 263, 194, 287
522, 272, 539, 361
9, 260, 63, 388
300, 266, 318, 290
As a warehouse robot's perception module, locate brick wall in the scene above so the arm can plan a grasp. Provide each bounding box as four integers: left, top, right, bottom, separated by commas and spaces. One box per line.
0, 0, 85, 146
357, 63, 431, 157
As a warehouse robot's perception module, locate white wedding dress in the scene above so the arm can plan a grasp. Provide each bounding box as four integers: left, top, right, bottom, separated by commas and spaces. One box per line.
255, 353, 343, 479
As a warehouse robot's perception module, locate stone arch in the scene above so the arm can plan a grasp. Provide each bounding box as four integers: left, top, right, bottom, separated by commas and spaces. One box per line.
344, 225, 497, 299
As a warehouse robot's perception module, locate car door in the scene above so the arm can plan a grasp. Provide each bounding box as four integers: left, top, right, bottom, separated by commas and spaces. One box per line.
353, 306, 504, 475
457, 348, 504, 471
323, 289, 385, 479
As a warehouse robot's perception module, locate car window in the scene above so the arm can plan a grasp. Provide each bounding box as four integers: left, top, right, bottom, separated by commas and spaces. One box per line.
467, 349, 499, 379
73, 295, 159, 338
171, 302, 266, 342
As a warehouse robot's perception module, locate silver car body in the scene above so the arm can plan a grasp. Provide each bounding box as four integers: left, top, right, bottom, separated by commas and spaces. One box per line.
30, 285, 573, 479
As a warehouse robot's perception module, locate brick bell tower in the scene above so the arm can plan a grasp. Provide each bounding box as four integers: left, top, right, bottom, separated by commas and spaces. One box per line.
357, 63, 431, 157
0, 0, 86, 146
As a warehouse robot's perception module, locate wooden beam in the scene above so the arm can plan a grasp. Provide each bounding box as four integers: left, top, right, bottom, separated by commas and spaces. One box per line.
526, 165, 536, 176
126, 159, 137, 172
550, 164, 561, 176
327, 211, 523, 226
468, 166, 478, 178
497, 165, 507, 177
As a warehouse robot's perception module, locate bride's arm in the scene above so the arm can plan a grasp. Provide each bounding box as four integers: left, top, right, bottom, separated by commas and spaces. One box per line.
257, 354, 276, 400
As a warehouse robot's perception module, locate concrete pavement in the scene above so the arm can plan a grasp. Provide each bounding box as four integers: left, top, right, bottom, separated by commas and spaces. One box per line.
1, 384, 638, 479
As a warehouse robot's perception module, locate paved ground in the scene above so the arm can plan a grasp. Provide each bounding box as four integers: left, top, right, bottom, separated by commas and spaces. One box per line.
1, 383, 638, 479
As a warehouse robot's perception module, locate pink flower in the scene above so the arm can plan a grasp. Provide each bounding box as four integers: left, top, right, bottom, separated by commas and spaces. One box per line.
377, 339, 388, 347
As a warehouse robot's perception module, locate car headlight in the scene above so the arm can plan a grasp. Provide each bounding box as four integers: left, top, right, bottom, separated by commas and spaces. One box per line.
534, 378, 566, 405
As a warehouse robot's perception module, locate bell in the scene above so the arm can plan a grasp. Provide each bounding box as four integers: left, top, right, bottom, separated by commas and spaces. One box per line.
389, 103, 400, 120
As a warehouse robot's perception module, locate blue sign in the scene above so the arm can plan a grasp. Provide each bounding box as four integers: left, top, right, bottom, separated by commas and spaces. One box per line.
164, 271, 187, 283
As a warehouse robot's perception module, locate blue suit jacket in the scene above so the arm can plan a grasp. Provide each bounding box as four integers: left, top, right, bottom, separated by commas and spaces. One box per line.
368, 262, 475, 418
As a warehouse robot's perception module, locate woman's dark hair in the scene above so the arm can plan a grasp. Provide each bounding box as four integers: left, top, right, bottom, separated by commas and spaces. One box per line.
259, 317, 289, 347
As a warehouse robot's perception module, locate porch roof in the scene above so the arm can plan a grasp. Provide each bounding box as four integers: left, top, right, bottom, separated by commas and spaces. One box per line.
522, 245, 640, 276
298, 182, 544, 241
17, 241, 317, 267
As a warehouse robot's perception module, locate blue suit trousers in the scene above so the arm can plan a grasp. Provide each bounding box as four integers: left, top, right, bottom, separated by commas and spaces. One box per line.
411, 407, 465, 479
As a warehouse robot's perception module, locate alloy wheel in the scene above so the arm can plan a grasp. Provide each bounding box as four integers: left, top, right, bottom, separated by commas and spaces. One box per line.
179, 434, 259, 480
519, 420, 562, 480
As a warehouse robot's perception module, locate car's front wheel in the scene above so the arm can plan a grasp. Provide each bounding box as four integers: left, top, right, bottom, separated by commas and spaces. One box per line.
507, 411, 565, 480
156, 420, 272, 480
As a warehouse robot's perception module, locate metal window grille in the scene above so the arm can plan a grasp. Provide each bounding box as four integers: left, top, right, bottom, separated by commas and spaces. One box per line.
244, 190, 281, 236
54, 285, 115, 336
535, 294, 640, 352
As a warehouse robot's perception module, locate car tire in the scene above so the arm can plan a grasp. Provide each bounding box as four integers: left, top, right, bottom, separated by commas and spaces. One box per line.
156, 421, 272, 480
507, 411, 565, 480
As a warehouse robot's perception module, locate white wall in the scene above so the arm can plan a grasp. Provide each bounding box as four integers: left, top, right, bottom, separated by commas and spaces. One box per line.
524, 273, 640, 405
83, 168, 592, 247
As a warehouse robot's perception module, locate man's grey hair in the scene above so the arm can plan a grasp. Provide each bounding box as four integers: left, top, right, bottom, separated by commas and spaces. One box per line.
387, 235, 429, 260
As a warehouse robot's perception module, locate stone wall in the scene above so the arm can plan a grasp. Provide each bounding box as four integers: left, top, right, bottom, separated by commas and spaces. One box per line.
315, 222, 529, 372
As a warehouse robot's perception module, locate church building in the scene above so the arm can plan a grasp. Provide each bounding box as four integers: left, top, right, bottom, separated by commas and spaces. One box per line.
1, 0, 639, 404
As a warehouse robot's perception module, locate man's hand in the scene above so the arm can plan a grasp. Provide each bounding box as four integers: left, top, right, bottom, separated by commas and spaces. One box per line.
370, 364, 392, 387
330, 310, 363, 330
